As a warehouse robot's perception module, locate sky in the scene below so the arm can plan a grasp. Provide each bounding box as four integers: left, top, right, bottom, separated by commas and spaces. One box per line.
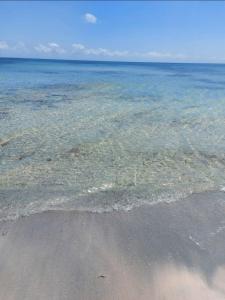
1, 1, 225, 63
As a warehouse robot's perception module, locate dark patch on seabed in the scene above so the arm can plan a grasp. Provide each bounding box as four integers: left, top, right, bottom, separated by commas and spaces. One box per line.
0, 110, 9, 120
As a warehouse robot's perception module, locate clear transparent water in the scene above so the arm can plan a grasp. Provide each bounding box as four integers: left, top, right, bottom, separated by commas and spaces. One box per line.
1, 58, 225, 220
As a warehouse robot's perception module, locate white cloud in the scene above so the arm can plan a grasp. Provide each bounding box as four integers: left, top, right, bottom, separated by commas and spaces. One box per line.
34, 42, 66, 54
0, 41, 29, 54
144, 51, 187, 60
72, 43, 129, 57
72, 43, 86, 51
48, 42, 59, 48
48, 42, 66, 54
145, 51, 172, 58
71, 43, 186, 60
34, 44, 52, 53
84, 13, 97, 24
0, 41, 9, 50
12, 42, 28, 52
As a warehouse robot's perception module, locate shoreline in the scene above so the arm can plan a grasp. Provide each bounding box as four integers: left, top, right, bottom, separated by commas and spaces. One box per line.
0, 186, 223, 223
1, 191, 225, 299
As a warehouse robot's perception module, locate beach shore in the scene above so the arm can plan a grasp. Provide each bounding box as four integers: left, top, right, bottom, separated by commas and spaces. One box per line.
1, 191, 225, 299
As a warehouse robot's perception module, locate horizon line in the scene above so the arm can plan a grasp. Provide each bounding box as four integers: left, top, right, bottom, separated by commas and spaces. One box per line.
1, 56, 225, 66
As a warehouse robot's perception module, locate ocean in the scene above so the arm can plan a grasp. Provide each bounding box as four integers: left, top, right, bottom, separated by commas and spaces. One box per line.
1, 57, 225, 220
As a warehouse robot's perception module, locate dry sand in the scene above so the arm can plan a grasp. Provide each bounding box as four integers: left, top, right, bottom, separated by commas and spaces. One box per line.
0, 191, 225, 299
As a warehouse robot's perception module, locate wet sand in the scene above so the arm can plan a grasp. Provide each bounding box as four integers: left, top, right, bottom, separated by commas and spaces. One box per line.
1, 191, 225, 299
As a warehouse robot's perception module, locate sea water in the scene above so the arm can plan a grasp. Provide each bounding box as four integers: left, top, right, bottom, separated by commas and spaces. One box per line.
1, 58, 225, 220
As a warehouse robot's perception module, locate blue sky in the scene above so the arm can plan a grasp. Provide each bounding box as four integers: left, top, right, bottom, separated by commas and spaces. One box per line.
1, 1, 225, 62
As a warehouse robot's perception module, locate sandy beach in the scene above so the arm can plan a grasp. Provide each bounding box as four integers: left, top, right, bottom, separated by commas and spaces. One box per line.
1, 191, 225, 300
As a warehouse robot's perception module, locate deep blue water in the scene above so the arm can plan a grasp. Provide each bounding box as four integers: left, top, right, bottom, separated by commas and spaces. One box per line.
1, 57, 225, 220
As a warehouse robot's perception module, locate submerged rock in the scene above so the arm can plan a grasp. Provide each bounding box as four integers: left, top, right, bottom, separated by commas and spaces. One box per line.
0, 111, 9, 120
68, 147, 81, 157
17, 151, 35, 161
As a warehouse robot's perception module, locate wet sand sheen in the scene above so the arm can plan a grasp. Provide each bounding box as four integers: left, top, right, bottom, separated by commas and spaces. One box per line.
1, 191, 225, 299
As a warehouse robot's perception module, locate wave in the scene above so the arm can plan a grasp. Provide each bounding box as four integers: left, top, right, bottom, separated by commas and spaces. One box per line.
0, 182, 192, 222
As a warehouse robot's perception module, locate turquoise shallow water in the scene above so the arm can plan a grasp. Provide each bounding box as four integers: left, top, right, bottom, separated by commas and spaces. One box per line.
1, 58, 225, 219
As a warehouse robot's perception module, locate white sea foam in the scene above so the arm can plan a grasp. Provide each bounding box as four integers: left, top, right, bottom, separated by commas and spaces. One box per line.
220, 187, 225, 192
188, 235, 204, 250
0, 188, 188, 222
86, 183, 114, 194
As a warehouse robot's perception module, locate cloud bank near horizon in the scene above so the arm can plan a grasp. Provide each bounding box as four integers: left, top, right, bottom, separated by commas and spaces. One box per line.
34, 43, 66, 54
0, 40, 222, 63
72, 43, 186, 60
0, 40, 188, 61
